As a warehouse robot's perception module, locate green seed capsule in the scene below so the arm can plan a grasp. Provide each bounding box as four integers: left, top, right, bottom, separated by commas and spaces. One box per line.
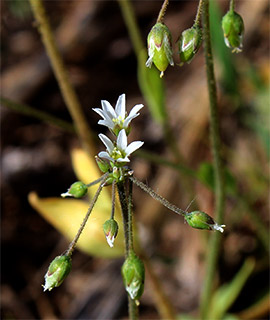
103, 219, 119, 247
122, 251, 145, 300
68, 181, 88, 198
43, 255, 71, 291
146, 22, 174, 78
185, 211, 225, 233
178, 25, 202, 65
222, 10, 244, 53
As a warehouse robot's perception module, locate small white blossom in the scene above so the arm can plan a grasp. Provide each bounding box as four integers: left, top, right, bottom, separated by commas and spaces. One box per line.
211, 223, 226, 233
93, 94, 143, 134
98, 129, 143, 163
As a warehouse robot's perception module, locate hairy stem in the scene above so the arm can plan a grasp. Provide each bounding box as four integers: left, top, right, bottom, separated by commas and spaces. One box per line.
29, 0, 96, 157
194, 0, 204, 26
66, 174, 108, 256
200, 1, 225, 318
157, 0, 170, 23
230, 0, 235, 11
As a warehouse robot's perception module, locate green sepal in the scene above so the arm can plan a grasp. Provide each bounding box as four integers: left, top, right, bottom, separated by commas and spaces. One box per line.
121, 251, 145, 300
146, 23, 174, 77
178, 25, 202, 65
68, 181, 88, 198
103, 219, 119, 247
95, 156, 111, 173
222, 10, 244, 53
43, 255, 72, 291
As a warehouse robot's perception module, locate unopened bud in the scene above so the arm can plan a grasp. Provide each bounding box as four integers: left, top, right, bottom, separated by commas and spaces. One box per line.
43, 255, 71, 292
185, 211, 226, 233
146, 22, 174, 78
61, 181, 88, 198
103, 219, 119, 247
95, 156, 110, 173
178, 25, 202, 65
122, 251, 145, 300
222, 10, 244, 53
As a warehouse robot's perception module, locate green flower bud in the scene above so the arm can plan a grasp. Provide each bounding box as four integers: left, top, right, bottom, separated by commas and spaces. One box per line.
43, 255, 71, 291
103, 219, 119, 247
222, 10, 244, 53
178, 25, 202, 65
146, 22, 174, 78
61, 181, 88, 198
122, 251, 145, 300
95, 156, 110, 173
185, 211, 226, 233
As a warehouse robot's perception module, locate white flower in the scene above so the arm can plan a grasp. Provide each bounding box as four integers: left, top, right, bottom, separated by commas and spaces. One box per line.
93, 94, 143, 134
211, 223, 226, 233
98, 129, 143, 163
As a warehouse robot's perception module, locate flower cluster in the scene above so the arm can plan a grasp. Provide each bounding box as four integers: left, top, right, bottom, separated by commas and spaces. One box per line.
93, 94, 144, 174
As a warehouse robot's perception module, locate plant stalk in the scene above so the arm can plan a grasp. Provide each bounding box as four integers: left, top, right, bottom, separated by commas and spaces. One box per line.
157, 0, 170, 23
29, 0, 96, 157
200, 1, 226, 318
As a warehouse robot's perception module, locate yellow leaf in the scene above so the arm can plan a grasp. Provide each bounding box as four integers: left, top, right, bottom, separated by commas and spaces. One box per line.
29, 192, 124, 258
28, 148, 124, 258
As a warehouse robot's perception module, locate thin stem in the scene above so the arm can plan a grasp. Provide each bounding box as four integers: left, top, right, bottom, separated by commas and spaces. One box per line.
200, 1, 225, 319
230, 0, 235, 11
110, 181, 116, 220
86, 174, 107, 188
29, 0, 96, 157
0, 96, 75, 133
127, 177, 134, 251
157, 0, 169, 23
194, 0, 204, 26
128, 296, 139, 320
117, 181, 130, 257
130, 176, 186, 217
66, 174, 108, 256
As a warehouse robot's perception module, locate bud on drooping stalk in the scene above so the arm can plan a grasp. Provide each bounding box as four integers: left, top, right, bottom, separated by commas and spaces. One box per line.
43, 255, 72, 291
61, 181, 88, 198
146, 22, 174, 78
178, 25, 202, 65
122, 251, 145, 300
95, 156, 110, 173
185, 211, 226, 233
222, 10, 244, 53
103, 218, 119, 247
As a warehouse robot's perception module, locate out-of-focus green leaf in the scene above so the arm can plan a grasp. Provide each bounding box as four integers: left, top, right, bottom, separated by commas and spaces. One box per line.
197, 162, 237, 195
8, 0, 31, 20
207, 258, 255, 319
137, 48, 166, 124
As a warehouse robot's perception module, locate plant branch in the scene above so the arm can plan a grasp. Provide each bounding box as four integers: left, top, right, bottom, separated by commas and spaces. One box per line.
1, 96, 75, 133
200, 1, 226, 318
157, 0, 169, 23
29, 0, 96, 157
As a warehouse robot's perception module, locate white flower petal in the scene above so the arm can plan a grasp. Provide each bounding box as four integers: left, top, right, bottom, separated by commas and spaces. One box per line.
117, 129, 127, 150
97, 119, 114, 130
98, 134, 114, 153
212, 224, 226, 233
123, 104, 144, 127
116, 157, 130, 163
125, 141, 144, 156
101, 100, 117, 119
115, 94, 126, 119
98, 151, 113, 161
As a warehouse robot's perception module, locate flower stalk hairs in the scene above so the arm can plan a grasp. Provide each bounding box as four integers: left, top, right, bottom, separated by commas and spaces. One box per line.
43, 94, 225, 306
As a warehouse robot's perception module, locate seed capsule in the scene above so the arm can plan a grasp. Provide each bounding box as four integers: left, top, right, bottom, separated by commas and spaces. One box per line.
43, 255, 71, 291
122, 251, 145, 300
185, 211, 225, 233
146, 22, 174, 77
222, 10, 244, 53
178, 25, 202, 65
61, 181, 88, 198
103, 219, 119, 247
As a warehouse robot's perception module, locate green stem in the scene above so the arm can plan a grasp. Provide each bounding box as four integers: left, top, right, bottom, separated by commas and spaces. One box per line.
117, 180, 138, 319
66, 174, 108, 257
194, 0, 204, 26
127, 178, 134, 251
230, 0, 235, 11
0, 96, 75, 133
200, 1, 226, 318
156, 0, 170, 23
29, 0, 96, 157
110, 181, 116, 220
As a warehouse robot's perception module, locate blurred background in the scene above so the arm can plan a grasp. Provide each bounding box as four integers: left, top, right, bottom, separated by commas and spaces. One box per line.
1, 0, 269, 319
